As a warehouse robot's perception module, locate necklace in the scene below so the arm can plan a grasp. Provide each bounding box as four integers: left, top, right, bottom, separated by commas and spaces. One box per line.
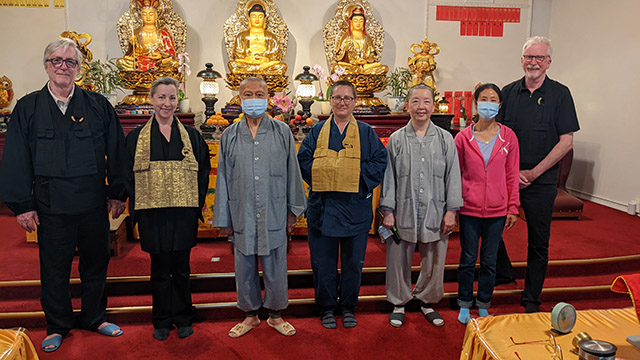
474, 125, 495, 145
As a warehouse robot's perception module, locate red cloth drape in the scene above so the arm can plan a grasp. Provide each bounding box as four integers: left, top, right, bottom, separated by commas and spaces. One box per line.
611, 274, 640, 323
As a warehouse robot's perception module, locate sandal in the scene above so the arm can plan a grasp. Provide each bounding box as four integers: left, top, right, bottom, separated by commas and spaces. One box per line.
321, 311, 337, 329
342, 311, 358, 328
41, 334, 62, 353
228, 320, 260, 338
97, 323, 123, 337
389, 312, 405, 327
424, 309, 445, 327
267, 318, 296, 336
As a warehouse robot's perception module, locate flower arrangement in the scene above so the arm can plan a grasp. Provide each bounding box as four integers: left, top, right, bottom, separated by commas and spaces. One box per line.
177, 52, 191, 101
272, 91, 296, 122
311, 64, 345, 101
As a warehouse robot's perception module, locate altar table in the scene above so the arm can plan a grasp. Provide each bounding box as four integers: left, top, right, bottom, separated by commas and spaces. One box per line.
460, 307, 640, 359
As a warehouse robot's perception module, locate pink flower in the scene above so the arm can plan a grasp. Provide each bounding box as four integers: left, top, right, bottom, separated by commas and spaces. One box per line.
312, 64, 326, 81
272, 92, 294, 113
332, 66, 346, 79
177, 52, 191, 76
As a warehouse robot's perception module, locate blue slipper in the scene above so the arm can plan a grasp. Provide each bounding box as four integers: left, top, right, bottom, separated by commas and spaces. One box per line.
97, 323, 123, 337
42, 335, 62, 352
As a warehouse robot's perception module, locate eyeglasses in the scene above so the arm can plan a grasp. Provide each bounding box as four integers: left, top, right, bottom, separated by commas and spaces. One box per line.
330, 96, 355, 104
522, 55, 549, 63
46, 57, 79, 69
511, 334, 563, 360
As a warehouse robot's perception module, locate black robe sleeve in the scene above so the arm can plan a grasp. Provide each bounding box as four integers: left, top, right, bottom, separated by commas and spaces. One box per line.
0, 95, 37, 215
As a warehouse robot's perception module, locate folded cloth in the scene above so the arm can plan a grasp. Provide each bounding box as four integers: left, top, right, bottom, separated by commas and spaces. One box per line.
611, 274, 640, 323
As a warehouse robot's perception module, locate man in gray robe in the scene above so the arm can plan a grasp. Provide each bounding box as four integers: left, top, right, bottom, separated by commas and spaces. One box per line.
213, 77, 306, 337
380, 84, 463, 328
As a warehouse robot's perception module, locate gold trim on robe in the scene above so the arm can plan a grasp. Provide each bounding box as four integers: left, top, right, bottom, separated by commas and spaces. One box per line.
311, 116, 361, 193
133, 117, 199, 210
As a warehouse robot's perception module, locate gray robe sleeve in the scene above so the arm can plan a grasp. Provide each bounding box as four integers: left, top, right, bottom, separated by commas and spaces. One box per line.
283, 125, 307, 217
212, 132, 232, 228
442, 131, 463, 210
379, 132, 399, 211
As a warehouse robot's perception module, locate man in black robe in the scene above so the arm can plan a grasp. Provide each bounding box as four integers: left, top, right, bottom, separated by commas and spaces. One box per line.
0, 38, 126, 352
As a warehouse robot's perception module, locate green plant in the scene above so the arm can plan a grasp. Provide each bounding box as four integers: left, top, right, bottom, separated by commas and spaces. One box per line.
384, 67, 412, 98
83, 57, 123, 94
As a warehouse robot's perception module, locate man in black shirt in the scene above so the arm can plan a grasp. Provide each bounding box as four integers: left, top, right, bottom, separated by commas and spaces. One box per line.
0, 38, 126, 351
496, 36, 580, 313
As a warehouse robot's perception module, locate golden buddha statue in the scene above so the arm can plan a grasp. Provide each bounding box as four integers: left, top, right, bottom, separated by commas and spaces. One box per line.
408, 35, 440, 91
227, 3, 287, 75
335, 7, 388, 75
117, 1, 178, 71
323, 0, 389, 114
223, 0, 290, 112
116, 0, 186, 105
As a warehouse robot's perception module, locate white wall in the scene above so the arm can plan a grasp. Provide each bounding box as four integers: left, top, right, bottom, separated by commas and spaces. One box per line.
0, 0, 532, 114
549, 0, 640, 212
1, 0, 637, 211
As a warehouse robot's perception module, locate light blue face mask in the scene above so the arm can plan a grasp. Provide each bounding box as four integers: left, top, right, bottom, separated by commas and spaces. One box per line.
241, 98, 268, 118
477, 101, 500, 120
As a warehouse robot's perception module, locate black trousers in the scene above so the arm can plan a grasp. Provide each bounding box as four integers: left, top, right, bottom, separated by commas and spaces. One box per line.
149, 250, 194, 329
307, 227, 369, 313
496, 183, 557, 306
37, 207, 110, 336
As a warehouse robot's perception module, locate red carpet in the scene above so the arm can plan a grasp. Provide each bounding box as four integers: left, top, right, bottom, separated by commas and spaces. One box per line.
2, 200, 640, 359
21, 312, 469, 360
1, 200, 639, 281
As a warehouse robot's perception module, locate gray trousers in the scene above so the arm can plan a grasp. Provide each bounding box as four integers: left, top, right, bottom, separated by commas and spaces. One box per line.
234, 244, 288, 312
385, 236, 448, 306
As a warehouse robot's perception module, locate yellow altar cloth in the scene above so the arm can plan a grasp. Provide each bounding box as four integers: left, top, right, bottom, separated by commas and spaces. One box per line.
0, 328, 38, 360
460, 307, 640, 359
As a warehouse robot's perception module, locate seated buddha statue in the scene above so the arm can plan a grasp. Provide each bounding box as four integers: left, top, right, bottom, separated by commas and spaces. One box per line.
227, 3, 287, 76
117, 0, 179, 71
335, 7, 388, 75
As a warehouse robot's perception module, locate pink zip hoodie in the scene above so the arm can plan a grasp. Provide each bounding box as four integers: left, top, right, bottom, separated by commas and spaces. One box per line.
454, 123, 520, 217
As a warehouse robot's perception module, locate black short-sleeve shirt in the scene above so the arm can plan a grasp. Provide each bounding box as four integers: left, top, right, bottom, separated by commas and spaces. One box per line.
498, 76, 580, 184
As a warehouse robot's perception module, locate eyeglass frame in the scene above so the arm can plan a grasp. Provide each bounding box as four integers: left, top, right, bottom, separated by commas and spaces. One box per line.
510, 334, 563, 360
46, 57, 79, 69
330, 95, 355, 104
522, 54, 549, 63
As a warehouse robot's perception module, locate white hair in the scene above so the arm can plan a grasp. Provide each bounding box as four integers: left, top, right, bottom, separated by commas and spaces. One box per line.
43, 38, 83, 67
522, 36, 552, 57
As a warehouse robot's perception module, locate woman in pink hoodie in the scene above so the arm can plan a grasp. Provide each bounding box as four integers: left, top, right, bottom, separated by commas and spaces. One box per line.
454, 83, 520, 324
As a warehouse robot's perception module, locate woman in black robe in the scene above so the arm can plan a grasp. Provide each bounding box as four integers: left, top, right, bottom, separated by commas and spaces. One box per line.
124, 77, 211, 341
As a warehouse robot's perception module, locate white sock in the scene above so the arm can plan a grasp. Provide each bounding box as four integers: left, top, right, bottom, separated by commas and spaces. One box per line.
393, 306, 405, 314
422, 306, 444, 326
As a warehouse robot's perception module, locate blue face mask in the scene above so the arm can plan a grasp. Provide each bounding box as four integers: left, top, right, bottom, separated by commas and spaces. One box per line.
242, 98, 268, 118
477, 101, 500, 120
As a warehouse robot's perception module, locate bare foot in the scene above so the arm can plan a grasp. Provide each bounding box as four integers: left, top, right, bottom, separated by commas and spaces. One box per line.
42, 333, 62, 350
98, 322, 122, 336
241, 316, 260, 327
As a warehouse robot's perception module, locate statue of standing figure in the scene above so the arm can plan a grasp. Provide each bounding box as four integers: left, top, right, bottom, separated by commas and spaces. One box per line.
408, 35, 440, 91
